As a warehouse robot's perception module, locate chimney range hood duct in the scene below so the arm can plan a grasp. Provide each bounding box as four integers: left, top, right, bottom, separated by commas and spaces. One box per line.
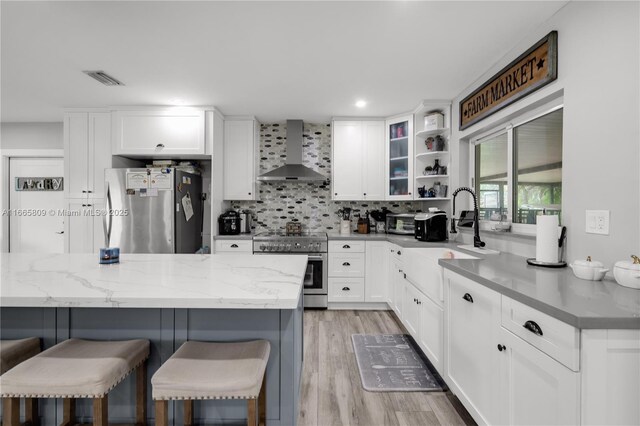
257, 120, 327, 182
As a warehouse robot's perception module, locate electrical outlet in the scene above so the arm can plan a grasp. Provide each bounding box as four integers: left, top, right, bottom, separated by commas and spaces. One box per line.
586, 210, 610, 235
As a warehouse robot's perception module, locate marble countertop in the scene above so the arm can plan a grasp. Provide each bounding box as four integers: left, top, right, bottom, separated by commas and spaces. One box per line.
0, 253, 308, 309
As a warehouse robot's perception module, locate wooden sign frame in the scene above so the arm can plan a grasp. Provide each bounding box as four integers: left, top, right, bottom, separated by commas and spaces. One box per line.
459, 31, 558, 130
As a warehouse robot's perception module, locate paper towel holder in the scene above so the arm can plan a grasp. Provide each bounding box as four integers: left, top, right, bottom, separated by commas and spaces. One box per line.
526, 226, 568, 268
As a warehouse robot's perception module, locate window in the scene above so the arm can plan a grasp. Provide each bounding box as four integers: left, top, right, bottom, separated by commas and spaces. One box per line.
474, 107, 563, 226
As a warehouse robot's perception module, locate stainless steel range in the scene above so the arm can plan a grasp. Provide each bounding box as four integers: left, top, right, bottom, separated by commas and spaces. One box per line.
253, 232, 328, 309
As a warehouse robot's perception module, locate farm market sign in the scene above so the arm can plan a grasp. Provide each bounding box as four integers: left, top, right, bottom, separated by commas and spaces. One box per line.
15, 177, 64, 191
460, 31, 558, 130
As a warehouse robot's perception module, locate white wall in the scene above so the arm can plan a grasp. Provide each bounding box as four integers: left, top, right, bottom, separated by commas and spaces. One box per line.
451, 1, 640, 268
0, 122, 63, 150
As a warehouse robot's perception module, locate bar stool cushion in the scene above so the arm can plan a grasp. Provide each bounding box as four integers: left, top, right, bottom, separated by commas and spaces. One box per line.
0, 338, 149, 398
0, 338, 41, 375
152, 340, 270, 401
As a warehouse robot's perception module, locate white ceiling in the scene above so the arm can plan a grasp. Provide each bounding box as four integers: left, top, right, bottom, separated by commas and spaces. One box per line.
1, 1, 568, 123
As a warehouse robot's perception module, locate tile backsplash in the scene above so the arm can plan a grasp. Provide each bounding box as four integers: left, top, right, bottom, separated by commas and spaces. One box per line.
230, 122, 425, 233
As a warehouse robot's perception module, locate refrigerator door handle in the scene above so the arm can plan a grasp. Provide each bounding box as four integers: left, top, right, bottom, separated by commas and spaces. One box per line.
104, 182, 113, 247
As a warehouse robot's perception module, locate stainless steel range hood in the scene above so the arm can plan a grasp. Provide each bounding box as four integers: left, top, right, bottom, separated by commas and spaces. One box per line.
257, 120, 327, 182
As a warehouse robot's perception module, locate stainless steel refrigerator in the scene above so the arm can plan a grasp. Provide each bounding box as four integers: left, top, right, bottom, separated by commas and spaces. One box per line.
104, 168, 203, 253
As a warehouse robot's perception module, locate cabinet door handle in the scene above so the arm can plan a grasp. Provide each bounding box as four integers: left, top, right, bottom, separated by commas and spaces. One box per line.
413, 298, 417, 303
343, 244, 351, 249
462, 293, 474, 303
55, 231, 64, 234
523, 320, 543, 336
497, 344, 506, 352
86, 204, 92, 207
230, 244, 239, 248
248, 192, 252, 195
81, 204, 87, 207
397, 251, 402, 256
82, 190, 87, 193
87, 190, 92, 193
156, 143, 165, 148
403, 273, 407, 279
342, 262, 351, 266
335, 193, 338, 196
363, 193, 366, 196
342, 286, 350, 291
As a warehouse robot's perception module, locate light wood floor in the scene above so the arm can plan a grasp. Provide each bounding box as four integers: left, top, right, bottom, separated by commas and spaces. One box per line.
297, 310, 476, 426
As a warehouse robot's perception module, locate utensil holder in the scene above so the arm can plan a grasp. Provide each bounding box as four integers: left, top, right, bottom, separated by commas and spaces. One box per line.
340, 220, 351, 235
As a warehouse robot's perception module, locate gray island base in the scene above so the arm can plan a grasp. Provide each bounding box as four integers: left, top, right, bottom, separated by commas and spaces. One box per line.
0, 253, 307, 426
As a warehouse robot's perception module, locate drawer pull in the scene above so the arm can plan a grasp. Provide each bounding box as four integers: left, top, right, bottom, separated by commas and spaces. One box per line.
156, 143, 165, 148
230, 244, 239, 248
462, 293, 474, 303
397, 251, 402, 255
523, 320, 543, 336
342, 262, 351, 266
342, 244, 351, 249
413, 298, 418, 303
342, 286, 350, 291
497, 344, 506, 352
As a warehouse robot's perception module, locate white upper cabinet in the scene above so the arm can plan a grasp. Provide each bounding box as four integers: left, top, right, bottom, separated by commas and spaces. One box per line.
332, 120, 385, 200
112, 109, 205, 156
223, 118, 258, 201
385, 115, 414, 200
332, 121, 363, 200
64, 112, 112, 199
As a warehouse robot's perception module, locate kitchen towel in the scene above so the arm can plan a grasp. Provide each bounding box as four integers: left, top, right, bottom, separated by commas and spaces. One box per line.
536, 215, 559, 263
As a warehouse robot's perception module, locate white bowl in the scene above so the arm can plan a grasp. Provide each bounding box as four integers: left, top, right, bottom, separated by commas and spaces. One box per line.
570, 263, 609, 281
613, 261, 640, 289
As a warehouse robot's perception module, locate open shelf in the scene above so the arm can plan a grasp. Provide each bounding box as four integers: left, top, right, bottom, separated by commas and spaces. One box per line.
415, 128, 450, 139
416, 175, 449, 179
416, 151, 449, 159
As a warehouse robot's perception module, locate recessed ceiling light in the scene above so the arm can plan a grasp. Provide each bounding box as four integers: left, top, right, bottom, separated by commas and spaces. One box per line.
355, 100, 367, 108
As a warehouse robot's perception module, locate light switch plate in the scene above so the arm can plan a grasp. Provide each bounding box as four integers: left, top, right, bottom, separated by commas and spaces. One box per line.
586, 210, 610, 235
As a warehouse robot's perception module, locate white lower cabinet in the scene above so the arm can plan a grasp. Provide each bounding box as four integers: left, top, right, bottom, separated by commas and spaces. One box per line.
418, 291, 444, 374
364, 241, 388, 302
329, 278, 365, 302
403, 280, 421, 336
66, 199, 105, 253
498, 326, 580, 426
446, 270, 501, 425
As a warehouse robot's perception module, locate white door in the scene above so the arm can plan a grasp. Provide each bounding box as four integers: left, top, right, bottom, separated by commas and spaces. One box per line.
364, 241, 388, 302
498, 327, 580, 425
362, 121, 386, 200
9, 158, 65, 253
403, 281, 421, 336
332, 121, 363, 200
223, 119, 256, 200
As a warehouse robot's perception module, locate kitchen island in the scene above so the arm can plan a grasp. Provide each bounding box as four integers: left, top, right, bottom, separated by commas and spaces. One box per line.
0, 253, 308, 426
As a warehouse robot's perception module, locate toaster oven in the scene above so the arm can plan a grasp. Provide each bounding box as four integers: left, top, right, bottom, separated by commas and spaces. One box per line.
385, 213, 416, 235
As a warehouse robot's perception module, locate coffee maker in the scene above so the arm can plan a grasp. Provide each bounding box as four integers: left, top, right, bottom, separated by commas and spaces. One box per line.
415, 209, 448, 242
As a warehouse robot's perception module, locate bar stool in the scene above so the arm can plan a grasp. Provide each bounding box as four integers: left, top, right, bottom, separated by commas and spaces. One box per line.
1, 338, 41, 426
0, 338, 150, 426
151, 340, 270, 426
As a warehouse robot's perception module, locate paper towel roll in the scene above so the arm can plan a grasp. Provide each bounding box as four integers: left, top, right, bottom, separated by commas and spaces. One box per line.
536, 215, 559, 263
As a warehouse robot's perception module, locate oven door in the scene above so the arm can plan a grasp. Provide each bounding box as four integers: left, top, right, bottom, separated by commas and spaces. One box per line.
303, 254, 328, 295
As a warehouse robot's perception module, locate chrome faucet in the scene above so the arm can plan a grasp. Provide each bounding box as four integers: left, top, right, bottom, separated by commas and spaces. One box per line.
451, 186, 486, 249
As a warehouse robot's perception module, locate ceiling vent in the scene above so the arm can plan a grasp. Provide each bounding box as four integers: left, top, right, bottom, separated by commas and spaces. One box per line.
83, 70, 124, 86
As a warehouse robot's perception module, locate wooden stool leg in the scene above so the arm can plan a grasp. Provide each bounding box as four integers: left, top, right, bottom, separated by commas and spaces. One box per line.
2, 398, 20, 426
136, 361, 147, 426
247, 398, 258, 426
258, 374, 266, 426
93, 395, 108, 426
154, 401, 168, 426
61, 398, 76, 426
24, 398, 39, 426
183, 400, 193, 426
